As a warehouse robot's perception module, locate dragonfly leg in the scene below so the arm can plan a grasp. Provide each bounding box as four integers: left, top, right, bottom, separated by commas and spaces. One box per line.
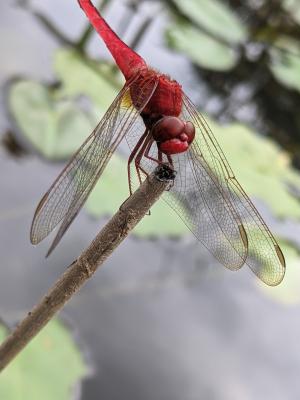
167, 154, 173, 168
143, 142, 173, 170
134, 135, 153, 184
137, 140, 175, 181
158, 149, 163, 163
142, 140, 162, 165
127, 129, 149, 195
143, 143, 175, 180
133, 136, 156, 217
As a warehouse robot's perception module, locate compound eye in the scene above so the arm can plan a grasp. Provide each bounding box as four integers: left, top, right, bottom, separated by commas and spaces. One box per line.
152, 116, 185, 141
163, 117, 185, 137
185, 121, 195, 142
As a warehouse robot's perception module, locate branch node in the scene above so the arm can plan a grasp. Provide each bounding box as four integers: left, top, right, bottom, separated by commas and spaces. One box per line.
82, 257, 94, 278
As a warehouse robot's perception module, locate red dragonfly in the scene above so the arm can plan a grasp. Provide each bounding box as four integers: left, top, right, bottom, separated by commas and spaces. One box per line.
30, 0, 285, 286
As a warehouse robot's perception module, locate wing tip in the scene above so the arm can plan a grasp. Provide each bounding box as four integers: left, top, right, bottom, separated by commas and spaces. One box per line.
271, 244, 286, 286
45, 236, 60, 258
274, 244, 286, 269
257, 245, 286, 287
29, 225, 38, 245
30, 192, 51, 245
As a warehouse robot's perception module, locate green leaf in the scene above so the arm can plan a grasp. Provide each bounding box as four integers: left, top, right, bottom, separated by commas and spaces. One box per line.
9, 49, 122, 161
283, 0, 300, 25
205, 117, 300, 219
54, 49, 122, 114
85, 153, 188, 237
268, 36, 300, 93
170, 0, 247, 44
166, 21, 238, 71
9, 80, 94, 160
0, 319, 87, 400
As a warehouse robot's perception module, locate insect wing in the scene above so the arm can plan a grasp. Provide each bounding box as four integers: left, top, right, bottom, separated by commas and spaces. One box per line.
162, 149, 248, 272
124, 100, 249, 272
30, 72, 158, 255
180, 94, 285, 286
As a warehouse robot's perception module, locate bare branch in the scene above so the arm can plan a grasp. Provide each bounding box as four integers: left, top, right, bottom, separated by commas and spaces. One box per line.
0, 164, 175, 371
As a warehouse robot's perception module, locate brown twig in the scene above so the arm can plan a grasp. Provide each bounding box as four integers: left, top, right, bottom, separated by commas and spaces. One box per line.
0, 164, 175, 372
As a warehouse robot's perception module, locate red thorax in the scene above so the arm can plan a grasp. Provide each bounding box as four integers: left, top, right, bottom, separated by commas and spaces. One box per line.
78, 0, 195, 155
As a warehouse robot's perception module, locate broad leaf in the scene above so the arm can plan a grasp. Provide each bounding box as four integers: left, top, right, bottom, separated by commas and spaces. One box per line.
0, 319, 87, 400
9, 49, 121, 160
54, 49, 122, 114
170, 0, 247, 44
268, 36, 300, 93
283, 0, 300, 25
9, 80, 94, 160
207, 117, 300, 219
166, 21, 238, 71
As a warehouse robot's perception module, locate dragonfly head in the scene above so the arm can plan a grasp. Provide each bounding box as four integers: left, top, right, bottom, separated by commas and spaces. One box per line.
151, 116, 195, 155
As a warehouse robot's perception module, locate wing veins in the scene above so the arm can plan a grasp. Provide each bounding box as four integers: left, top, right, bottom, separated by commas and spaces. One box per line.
31, 72, 159, 252
181, 94, 285, 285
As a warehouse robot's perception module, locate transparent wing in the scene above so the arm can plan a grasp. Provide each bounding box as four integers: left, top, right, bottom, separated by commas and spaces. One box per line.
126, 133, 249, 272
162, 150, 248, 272
179, 94, 285, 286
131, 145, 249, 271
30, 72, 158, 255
127, 92, 285, 286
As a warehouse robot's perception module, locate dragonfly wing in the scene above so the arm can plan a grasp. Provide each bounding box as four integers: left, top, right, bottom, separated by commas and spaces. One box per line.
124, 105, 248, 272
134, 142, 248, 272
30, 72, 158, 255
162, 150, 248, 271
179, 93, 285, 286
